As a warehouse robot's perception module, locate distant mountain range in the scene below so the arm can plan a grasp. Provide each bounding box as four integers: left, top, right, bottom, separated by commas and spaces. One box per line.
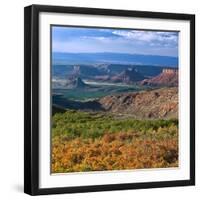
53, 52, 178, 66
111, 68, 145, 83
53, 63, 177, 81
53, 66, 178, 88
62, 67, 178, 89
52, 52, 179, 88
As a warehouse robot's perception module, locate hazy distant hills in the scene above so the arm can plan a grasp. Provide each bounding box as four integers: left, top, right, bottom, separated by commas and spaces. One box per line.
53, 64, 176, 80
53, 65, 178, 88
53, 52, 178, 66
110, 68, 145, 83
52, 52, 179, 89
53, 64, 105, 79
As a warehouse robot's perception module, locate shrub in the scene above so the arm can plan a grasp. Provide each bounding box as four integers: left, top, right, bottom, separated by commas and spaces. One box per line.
51, 110, 178, 173
52, 110, 178, 140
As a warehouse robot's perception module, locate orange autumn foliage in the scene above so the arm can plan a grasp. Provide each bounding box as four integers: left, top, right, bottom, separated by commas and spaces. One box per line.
52, 131, 178, 173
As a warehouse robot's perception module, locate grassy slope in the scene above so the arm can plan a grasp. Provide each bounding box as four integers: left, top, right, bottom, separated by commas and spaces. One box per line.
52, 110, 178, 173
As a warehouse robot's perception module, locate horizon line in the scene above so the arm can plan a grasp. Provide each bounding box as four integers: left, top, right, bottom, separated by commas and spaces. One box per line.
52, 51, 178, 58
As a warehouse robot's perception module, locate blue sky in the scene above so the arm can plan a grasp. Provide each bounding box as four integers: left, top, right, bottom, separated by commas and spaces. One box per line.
52, 26, 178, 57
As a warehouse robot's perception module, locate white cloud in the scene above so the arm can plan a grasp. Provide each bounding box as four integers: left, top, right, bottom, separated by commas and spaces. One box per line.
112, 30, 178, 46
81, 36, 111, 43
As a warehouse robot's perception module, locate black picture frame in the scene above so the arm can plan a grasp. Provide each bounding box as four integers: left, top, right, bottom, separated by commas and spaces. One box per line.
24, 4, 195, 196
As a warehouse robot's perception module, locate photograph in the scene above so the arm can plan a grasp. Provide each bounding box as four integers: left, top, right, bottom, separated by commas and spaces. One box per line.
51, 26, 179, 173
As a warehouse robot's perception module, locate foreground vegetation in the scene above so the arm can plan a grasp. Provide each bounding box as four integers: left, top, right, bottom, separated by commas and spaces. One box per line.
52, 110, 178, 173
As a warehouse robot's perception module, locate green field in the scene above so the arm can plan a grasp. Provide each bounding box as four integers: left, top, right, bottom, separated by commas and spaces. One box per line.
53, 83, 149, 101
52, 110, 178, 140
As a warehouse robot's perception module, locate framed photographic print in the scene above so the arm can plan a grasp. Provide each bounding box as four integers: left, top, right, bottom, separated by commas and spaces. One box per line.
24, 4, 195, 195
